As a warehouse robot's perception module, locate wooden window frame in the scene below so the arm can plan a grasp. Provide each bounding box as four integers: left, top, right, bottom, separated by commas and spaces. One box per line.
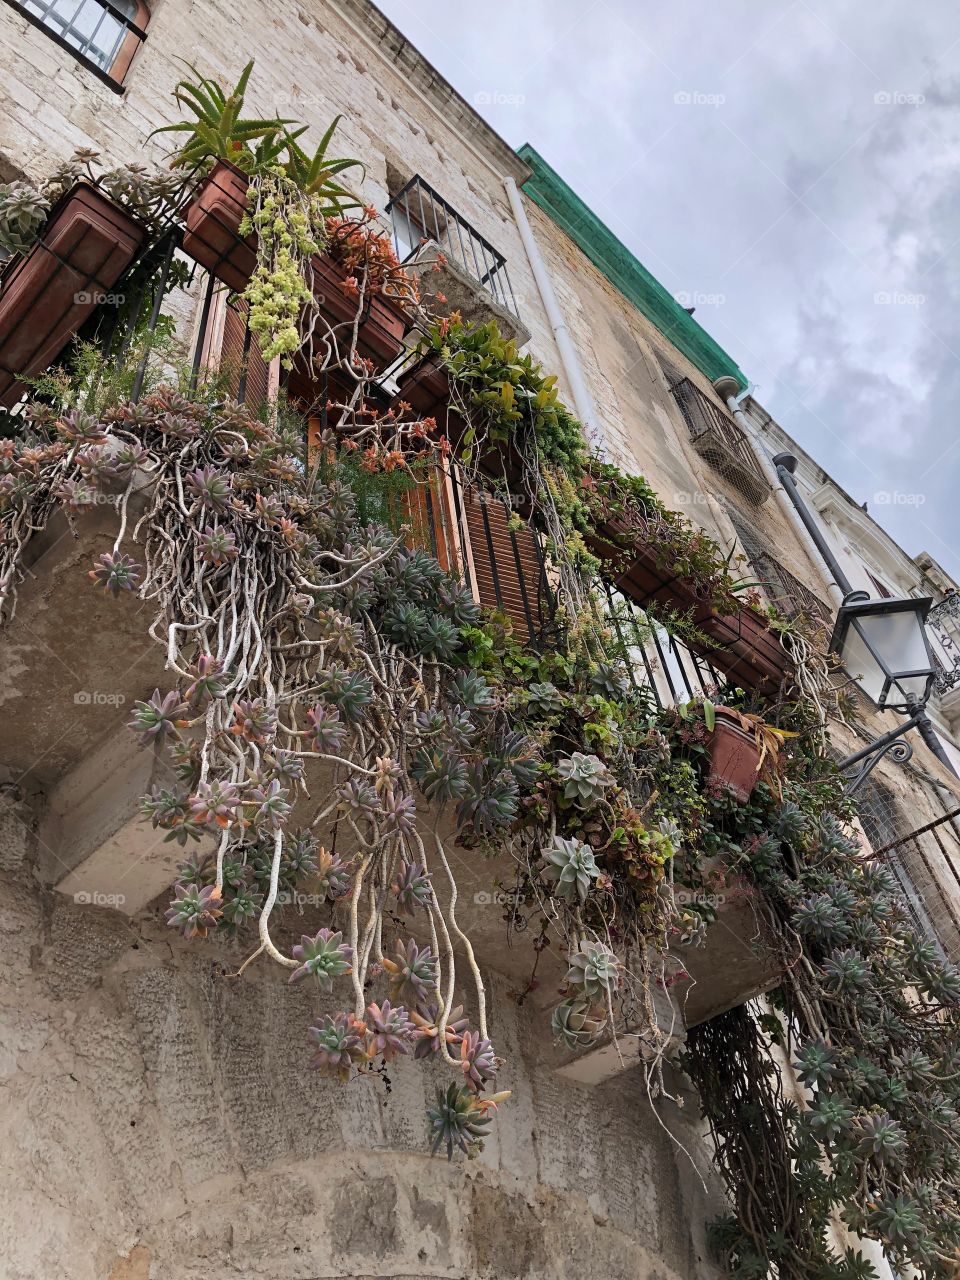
4, 0, 149, 93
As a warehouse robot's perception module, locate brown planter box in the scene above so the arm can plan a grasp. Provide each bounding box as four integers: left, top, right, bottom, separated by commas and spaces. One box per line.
181, 159, 255, 294
396, 355, 450, 416
0, 183, 146, 409
587, 512, 792, 694
311, 252, 409, 367
706, 708, 762, 801
182, 164, 411, 366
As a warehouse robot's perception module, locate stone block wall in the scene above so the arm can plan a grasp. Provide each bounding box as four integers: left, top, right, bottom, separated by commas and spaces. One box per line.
0, 787, 726, 1279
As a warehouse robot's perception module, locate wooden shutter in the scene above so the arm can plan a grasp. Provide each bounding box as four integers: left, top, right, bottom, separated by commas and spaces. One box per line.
220, 298, 269, 412
461, 486, 547, 642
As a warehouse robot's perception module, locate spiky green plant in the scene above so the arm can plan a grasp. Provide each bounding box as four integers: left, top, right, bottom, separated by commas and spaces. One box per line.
426, 1082, 494, 1160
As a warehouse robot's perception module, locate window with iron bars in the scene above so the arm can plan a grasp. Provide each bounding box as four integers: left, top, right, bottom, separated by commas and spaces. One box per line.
5, 0, 148, 89
386, 175, 520, 318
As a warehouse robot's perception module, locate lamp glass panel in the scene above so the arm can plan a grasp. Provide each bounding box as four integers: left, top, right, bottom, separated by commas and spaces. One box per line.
840, 621, 886, 704
856, 607, 930, 678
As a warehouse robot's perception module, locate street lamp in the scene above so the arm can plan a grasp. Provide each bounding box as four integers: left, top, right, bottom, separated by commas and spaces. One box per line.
830, 590, 936, 713
771, 453, 957, 790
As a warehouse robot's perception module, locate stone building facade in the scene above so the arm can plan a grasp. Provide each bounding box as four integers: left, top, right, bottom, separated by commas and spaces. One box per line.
1, 2, 958, 1278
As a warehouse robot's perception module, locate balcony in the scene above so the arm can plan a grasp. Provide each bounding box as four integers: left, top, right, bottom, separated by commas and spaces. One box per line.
387, 176, 530, 345
670, 377, 771, 506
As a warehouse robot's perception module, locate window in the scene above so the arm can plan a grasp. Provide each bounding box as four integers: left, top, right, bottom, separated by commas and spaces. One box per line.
7, 0, 148, 89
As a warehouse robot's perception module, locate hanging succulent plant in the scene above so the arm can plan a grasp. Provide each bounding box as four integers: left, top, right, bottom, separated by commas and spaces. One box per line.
542, 836, 600, 905
555, 752, 613, 807
566, 940, 620, 1000
289, 928, 354, 988
551, 997, 606, 1050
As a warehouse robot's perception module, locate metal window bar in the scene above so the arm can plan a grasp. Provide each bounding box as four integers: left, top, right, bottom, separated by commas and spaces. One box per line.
670, 376, 767, 484
5, 0, 146, 90
386, 175, 520, 317
603, 584, 722, 710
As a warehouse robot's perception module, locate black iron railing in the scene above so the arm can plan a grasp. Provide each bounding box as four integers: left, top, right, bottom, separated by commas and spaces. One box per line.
5, 0, 147, 92
927, 593, 960, 693
386, 176, 520, 318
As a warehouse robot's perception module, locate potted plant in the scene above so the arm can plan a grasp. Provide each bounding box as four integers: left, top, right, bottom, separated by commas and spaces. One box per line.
163, 62, 413, 369
681, 699, 792, 801
0, 168, 156, 408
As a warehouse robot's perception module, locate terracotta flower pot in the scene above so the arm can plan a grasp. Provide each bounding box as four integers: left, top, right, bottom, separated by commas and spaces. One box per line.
181, 159, 255, 293
0, 182, 146, 409
706, 708, 762, 802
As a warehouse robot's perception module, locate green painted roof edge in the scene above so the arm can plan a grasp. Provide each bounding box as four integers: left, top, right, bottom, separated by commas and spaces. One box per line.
517, 143, 748, 391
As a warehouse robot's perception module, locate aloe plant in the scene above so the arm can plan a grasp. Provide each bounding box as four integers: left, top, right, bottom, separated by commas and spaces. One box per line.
151, 61, 291, 174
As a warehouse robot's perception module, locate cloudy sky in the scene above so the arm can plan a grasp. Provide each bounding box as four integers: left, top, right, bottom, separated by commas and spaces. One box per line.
377, 0, 960, 578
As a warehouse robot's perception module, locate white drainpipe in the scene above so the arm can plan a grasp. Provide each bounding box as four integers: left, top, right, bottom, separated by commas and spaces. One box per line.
503, 174, 599, 439
713, 376, 845, 608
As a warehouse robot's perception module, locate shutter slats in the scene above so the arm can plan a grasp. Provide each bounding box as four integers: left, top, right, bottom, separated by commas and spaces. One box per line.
220, 298, 268, 412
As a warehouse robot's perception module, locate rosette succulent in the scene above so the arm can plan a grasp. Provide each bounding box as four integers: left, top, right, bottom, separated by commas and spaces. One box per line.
365, 999, 415, 1061
459, 1030, 498, 1091
88, 550, 142, 596
542, 836, 600, 905
556, 752, 612, 807
566, 939, 620, 1000
383, 938, 438, 1010
128, 688, 187, 744
308, 1012, 367, 1080
165, 882, 222, 938
551, 997, 606, 1050
392, 860, 433, 914
0, 181, 48, 255
289, 928, 354, 988
427, 1082, 495, 1160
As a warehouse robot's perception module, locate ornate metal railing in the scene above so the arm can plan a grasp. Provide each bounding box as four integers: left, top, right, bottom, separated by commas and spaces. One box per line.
386, 175, 520, 317
927, 593, 960, 693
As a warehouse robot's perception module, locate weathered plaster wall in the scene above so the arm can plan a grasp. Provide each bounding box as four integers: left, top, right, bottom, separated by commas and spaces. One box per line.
0, 789, 725, 1280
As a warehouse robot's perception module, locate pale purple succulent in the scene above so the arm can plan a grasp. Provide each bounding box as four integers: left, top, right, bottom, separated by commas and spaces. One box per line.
249, 778, 291, 831
88, 550, 141, 596
338, 777, 380, 819
306, 703, 347, 752
365, 999, 415, 1062
383, 937, 438, 1010
183, 654, 228, 705
459, 1030, 498, 1092
392, 860, 433, 915
308, 1012, 366, 1080
165, 881, 222, 938
186, 466, 231, 512
381, 793, 417, 835
412, 1003, 469, 1059
189, 779, 242, 829
289, 928, 354, 988
128, 688, 187, 744
230, 698, 277, 743
198, 525, 238, 566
